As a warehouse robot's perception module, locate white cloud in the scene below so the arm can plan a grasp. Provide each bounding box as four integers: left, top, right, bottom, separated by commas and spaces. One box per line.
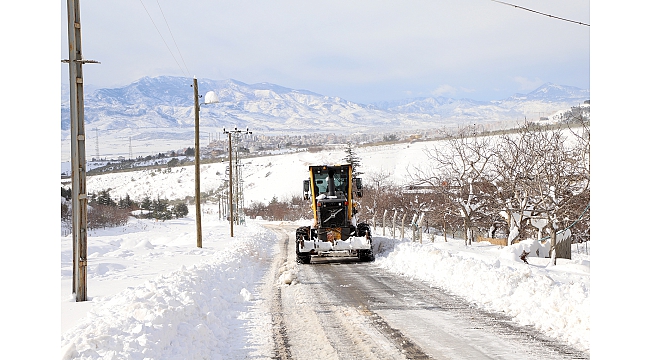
431, 84, 457, 97
513, 76, 545, 92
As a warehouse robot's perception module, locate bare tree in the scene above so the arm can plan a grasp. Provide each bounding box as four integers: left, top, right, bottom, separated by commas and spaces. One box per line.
494, 123, 545, 244
424, 187, 457, 242
492, 120, 589, 260
363, 169, 397, 225
410, 127, 497, 245
245, 195, 311, 222
523, 124, 590, 264
400, 189, 436, 242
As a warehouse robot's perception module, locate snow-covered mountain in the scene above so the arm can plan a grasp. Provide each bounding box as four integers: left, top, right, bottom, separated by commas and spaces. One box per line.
371, 83, 589, 120
62, 76, 403, 134
61, 77, 589, 136
505, 83, 590, 102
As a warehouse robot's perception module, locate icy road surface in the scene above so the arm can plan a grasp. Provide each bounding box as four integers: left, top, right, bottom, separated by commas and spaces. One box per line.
264, 224, 589, 360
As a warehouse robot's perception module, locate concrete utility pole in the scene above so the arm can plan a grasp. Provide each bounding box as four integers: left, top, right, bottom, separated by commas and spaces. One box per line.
63, 0, 99, 302
193, 78, 203, 248
227, 132, 233, 237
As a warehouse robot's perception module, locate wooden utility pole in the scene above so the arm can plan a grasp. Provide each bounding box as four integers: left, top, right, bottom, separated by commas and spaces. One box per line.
64, 0, 98, 302
193, 78, 203, 248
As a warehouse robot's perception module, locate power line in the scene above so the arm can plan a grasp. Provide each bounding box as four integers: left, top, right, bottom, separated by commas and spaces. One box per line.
491, 0, 590, 27
138, 0, 190, 77
155, 0, 191, 76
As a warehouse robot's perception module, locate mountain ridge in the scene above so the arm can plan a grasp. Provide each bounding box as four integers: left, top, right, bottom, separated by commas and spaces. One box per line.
61, 76, 589, 134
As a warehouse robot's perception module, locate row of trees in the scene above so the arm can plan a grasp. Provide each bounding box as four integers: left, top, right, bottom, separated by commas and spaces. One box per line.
61, 188, 190, 230
62, 120, 588, 265
137, 195, 190, 221
61, 188, 131, 230
358, 121, 589, 264
85, 149, 197, 176
245, 195, 310, 221
378, 122, 590, 258
243, 125, 589, 262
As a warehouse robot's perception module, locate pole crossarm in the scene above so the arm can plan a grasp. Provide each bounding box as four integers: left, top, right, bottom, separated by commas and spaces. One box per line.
61, 59, 100, 64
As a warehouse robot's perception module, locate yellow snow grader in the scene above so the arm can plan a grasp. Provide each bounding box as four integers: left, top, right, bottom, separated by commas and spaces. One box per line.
295, 164, 373, 264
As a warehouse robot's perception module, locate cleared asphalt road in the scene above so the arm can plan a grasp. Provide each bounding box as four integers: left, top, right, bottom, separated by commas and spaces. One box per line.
265, 224, 589, 360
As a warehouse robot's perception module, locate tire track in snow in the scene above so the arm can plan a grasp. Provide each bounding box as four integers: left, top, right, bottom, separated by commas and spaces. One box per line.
299, 265, 413, 360
262, 224, 293, 360
268, 224, 410, 360
272, 286, 292, 360
306, 259, 431, 359
323, 259, 589, 360
262, 224, 588, 359
255, 225, 424, 359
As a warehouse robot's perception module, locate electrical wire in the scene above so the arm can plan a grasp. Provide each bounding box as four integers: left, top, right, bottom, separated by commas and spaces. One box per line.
138, 0, 190, 77
155, 0, 191, 77
491, 0, 590, 27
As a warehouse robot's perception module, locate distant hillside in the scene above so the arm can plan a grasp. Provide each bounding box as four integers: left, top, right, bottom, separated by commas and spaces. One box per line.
61, 77, 589, 135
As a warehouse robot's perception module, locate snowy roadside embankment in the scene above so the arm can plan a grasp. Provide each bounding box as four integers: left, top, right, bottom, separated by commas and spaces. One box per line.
60, 222, 278, 360
373, 237, 590, 352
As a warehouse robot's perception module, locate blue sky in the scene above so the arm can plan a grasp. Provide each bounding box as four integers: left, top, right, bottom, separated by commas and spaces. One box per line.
61, 0, 589, 104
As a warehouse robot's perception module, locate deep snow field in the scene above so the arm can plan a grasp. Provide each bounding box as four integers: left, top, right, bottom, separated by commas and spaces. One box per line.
58, 206, 591, 359
63, 141, 435, 207
54, 140, 596, 359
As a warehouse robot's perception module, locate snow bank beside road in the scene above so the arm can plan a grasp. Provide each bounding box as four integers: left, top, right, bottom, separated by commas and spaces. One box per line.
374, 237, 590, 352
61, 223, 277, 360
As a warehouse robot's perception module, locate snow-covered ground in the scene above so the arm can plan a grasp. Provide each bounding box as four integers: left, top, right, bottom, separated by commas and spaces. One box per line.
374, 235, 590, 350
60, 207, 279, 359
63, 141, 434, 206
58, 208, 591, 359
54, 140, 595, 358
